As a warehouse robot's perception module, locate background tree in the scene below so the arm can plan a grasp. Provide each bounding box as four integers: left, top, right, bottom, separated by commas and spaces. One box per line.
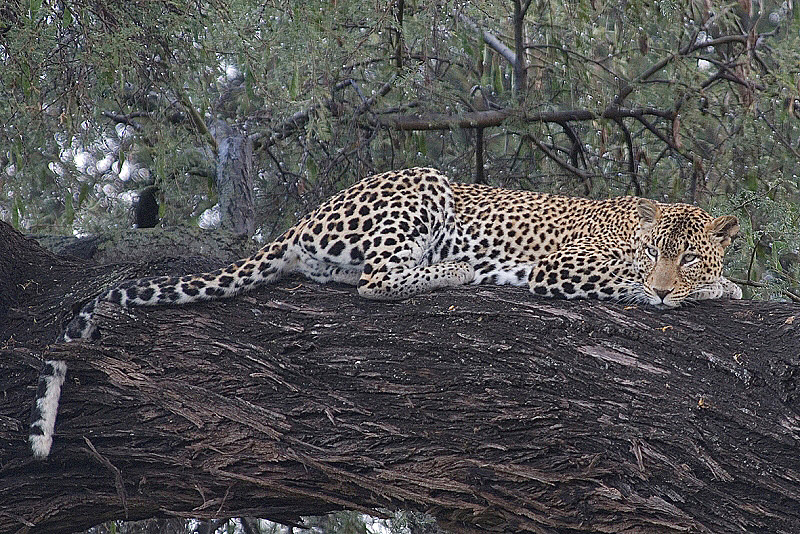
2, 1, 800, 532
2, 0, 799, 295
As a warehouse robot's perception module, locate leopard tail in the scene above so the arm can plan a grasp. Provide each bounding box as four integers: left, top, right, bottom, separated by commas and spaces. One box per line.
29, 236, 294, 458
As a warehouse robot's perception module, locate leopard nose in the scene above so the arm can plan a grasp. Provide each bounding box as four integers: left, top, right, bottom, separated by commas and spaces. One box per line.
655, 288, 673, 300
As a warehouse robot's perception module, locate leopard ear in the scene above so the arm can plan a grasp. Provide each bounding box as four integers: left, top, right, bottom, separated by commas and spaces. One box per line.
637, 199, 661, 228
706, 215, 739, 248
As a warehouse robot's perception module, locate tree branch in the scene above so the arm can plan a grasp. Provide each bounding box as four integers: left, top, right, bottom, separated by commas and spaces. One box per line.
252, 77, 395, 151
613, 117, 641, 195
614, 34, 749, 106
511, 0, 528, 96
525, 133, 593, 184
101, 111, 151, 131
475, 126, 486, 184
175, 89, 218, 154
2, 222, 800, 533
387, 106, 675, 131
633, 114, 680, 152
457, 12, 517, 66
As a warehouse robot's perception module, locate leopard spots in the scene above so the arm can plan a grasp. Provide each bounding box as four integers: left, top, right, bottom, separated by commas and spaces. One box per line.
33, 167, 740, 458
59, 168, 740, 337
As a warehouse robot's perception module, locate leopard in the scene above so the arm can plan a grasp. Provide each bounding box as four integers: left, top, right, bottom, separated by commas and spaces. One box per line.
29, 167, 741, 458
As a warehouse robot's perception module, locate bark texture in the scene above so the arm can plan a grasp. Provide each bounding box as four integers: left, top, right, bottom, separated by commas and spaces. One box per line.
1, 221, 799, 534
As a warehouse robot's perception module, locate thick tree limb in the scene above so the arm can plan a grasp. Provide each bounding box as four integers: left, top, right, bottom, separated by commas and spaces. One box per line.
390, 109, 513, 130
1, 222, 799, 534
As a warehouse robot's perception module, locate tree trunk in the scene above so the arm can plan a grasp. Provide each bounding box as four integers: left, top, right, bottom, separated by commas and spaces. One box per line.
212, 120, 256, 237
512, 0, 528, 98
1, 221, 799, 534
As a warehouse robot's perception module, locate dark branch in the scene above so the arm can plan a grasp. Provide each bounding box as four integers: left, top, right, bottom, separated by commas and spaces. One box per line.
475, 127, 486, 184
387, 106, 675, 131
613, 117, 640, 195
101, 111, 150, 131
526, 133, 593, 183
614, 34, 749, 106
252, 77, 395, 151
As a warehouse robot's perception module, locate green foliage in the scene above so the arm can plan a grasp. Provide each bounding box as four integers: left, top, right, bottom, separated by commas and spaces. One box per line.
718, 188, 800, 301
1, 0, 799, 292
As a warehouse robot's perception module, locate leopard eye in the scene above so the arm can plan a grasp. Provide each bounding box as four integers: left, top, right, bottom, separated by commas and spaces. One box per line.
681, 253, 699, 265
645, 246, 658, 259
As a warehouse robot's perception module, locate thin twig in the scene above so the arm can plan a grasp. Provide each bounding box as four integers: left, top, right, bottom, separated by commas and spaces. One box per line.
758, 109, 800, 159
728, 276, 800, 303
175, 89, 217, 154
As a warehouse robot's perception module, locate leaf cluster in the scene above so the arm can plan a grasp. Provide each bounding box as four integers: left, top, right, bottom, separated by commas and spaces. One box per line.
1, 0, 798, 292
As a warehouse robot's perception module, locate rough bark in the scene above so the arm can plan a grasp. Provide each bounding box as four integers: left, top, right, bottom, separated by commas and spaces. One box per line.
1, 221, 799, 534
31, 226, 256, 265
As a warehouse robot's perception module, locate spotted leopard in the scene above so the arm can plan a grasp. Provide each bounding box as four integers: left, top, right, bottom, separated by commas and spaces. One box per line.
30, 167, 741, 458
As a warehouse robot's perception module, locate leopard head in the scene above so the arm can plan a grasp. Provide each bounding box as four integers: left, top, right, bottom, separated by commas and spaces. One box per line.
635, 199, 739, 307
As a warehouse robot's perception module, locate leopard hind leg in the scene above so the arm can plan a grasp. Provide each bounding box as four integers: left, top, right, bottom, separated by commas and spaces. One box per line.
357, 253, 475, 300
